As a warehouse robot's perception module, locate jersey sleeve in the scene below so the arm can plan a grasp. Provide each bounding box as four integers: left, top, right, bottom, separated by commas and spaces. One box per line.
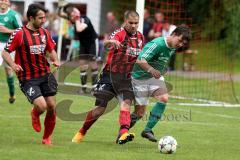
13, 13, 23, 28
45, 29, 56, 52
138, 41, 159, 61
109, 29, 122, 41
112, 33, 121, 41
4, 29, 23, 53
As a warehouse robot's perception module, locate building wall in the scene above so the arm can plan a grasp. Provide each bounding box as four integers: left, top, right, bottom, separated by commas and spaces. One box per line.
11, 0, 101, 34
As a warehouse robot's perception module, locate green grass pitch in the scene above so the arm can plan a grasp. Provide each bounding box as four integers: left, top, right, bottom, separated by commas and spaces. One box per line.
0, 68, 240, 160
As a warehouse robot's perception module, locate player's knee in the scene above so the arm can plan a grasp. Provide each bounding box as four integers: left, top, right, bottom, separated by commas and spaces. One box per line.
123, 99, 132, 106
47, 102, 56, 110
159, 94, 169, 103
34, 103, 47, 112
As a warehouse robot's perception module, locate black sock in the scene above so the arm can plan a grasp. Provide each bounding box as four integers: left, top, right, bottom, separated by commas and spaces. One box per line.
91, 69, 98, 86
80, 71, 87, 91
130, 112, 141, 129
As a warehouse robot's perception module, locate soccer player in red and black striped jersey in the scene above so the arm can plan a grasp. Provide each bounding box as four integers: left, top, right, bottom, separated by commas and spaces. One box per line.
1, 3, 59, 145
72, 10, 144, 144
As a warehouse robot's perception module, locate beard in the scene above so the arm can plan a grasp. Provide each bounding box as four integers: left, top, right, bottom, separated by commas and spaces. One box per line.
125, 27, 136, 35
32, 23, 42, 29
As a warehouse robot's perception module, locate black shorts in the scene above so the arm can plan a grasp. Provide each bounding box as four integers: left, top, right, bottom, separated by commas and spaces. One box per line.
19, 73, 58, 103
79, 41, 96, 60
93, 72, 134, 107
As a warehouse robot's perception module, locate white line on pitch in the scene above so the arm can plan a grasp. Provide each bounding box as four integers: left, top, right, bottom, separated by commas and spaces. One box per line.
169, 106, 240, 120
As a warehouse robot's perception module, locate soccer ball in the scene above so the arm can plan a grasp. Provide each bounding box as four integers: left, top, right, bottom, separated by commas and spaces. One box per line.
158, 136, 177, 154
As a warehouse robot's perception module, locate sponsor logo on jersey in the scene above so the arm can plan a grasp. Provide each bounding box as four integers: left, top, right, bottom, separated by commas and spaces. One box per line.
127, 47, 142, 56
30, 44, 46, 54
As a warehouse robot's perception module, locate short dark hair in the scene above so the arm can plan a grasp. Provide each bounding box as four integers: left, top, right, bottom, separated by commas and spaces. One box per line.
124, 10, 139, 20
27, 3, 47, 21
172, 26, 191, 42
65, 6, 75, 17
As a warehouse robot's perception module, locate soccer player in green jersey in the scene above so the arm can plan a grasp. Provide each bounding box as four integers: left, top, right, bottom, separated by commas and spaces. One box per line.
130, 26, 191, 142
0, 0, 22, 103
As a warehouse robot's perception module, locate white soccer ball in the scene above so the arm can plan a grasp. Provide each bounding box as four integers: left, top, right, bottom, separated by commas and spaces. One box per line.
158, 136, 177, 154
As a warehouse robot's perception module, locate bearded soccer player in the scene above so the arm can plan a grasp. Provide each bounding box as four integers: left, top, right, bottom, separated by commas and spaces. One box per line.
0, 0, 22, 103
2, 3, 59, 145
72, 10, 144, 144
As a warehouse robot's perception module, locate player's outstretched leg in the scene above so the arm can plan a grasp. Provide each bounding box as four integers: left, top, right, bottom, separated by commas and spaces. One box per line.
141, 102, 166, 142
72, 130, 85, 143
72, 107, 106, 143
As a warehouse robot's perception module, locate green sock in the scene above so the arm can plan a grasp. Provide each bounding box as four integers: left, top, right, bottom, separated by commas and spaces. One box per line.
7, 76, 15, 97
144, 102, 166, 132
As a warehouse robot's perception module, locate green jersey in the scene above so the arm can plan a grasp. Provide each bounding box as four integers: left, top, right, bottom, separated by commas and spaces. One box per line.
0, 8, 22, 42
132, 37, 176, 79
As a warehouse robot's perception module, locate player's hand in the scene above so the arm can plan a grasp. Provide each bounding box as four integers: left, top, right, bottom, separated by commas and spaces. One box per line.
149, 68, 161, 79
12, 63, 23, 73
110, 40, 122, 49
52, 60, 60, 68
73, 8, 80, 20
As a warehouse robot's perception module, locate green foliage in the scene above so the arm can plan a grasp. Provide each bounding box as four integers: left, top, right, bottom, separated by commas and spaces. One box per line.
185, 0, 211, 25
185, 0, 226, 40
225, 0, 240, 57
185, 0, 240, 57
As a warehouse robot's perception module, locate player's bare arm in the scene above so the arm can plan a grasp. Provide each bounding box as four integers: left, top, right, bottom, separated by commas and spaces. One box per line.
0, 25, 15, 34
48, 50, 60, 67
1, 50, 23, 72
104, 39, 122, 49
136, 58, 161, 79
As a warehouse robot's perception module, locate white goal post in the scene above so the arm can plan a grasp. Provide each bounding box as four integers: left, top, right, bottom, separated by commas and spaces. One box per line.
136, 0, 145, 34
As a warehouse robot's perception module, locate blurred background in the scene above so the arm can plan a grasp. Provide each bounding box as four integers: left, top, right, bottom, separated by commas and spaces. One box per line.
8, 0, 240, 105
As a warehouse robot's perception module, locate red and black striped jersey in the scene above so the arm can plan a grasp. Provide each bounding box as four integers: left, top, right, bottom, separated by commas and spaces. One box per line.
4, 25, 56, 81
103, 28, 144, 74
